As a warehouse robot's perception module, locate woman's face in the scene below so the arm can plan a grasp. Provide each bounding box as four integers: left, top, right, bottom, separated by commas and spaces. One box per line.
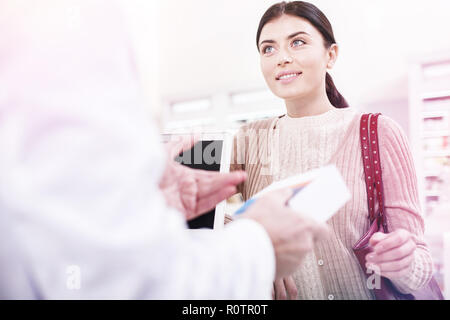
259, 14, 337, 101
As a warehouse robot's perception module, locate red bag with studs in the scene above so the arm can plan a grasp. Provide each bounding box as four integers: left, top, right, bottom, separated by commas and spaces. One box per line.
352, 113, 444, 300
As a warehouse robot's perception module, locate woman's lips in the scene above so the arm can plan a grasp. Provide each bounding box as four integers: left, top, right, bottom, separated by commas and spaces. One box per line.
276, 72, 302, 84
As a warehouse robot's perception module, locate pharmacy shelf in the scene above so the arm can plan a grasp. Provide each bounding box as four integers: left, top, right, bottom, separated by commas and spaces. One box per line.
409, 54, 450, 294
425, 191, 441, 198
424, 150, 450, 158
422, 130, 450, 138
161, 89, 285, 133
422, 90, 450, 101
422, 110, 448, 118
425, 171, 442, 178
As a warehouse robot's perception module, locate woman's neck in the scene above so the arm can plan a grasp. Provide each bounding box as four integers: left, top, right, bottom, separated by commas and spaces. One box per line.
285, 93, 334, 118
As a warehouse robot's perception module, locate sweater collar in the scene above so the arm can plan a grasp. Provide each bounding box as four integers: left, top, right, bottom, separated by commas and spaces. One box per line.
280, 108, 346, 128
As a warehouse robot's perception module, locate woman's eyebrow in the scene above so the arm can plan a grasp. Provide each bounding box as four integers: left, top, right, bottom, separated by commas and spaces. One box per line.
259, 31, 311, 48
287, 31, 310, 40
259, 39, 276, 48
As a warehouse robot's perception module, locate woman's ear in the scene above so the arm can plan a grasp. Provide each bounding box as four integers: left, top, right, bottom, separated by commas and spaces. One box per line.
327, 44, 338, 69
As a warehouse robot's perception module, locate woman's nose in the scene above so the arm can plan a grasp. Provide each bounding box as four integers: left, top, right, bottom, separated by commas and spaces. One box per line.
278, 56, 293, 67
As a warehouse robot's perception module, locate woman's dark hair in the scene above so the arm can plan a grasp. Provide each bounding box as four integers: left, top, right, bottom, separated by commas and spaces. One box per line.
256, 1, 349, 109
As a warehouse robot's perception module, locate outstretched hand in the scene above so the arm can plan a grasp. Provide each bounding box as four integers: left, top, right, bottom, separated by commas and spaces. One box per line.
159, 136, 247, 221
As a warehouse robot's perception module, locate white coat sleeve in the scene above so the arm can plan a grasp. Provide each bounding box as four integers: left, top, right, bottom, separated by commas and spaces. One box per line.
0, 105, 275, 299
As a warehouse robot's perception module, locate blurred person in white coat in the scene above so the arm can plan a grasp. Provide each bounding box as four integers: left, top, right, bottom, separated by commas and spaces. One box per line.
0, 0, 328, 299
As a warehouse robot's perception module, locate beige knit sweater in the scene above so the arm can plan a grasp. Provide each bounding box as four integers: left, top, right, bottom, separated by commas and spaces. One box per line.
230, 108, 434, 300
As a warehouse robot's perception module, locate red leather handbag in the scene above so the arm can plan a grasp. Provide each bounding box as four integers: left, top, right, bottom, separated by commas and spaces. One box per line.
352, 113, 444, 300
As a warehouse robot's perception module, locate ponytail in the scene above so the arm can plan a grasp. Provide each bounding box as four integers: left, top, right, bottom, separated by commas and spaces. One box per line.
326, 72, 349, 109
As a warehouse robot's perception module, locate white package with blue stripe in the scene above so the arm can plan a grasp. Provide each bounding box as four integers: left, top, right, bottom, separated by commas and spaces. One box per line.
234, 165, 351, 223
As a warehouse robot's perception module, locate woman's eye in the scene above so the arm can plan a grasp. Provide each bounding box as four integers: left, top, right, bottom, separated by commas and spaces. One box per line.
292, 39, 305, 47
263, 46, 275, 54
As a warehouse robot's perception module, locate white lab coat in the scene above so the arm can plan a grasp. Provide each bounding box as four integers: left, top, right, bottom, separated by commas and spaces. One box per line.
0, 0, 275, 299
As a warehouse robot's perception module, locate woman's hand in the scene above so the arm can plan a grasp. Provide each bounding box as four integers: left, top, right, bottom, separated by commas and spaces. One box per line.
159, 136, 246, 221
366, 229, 417, 280
272, 277, 298, 300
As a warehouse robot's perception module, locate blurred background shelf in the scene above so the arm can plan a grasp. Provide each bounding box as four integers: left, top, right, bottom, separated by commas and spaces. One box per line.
409, 53, 450, 298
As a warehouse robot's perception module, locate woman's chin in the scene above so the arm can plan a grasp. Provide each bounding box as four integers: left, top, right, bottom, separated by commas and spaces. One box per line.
274, 91, 305, 101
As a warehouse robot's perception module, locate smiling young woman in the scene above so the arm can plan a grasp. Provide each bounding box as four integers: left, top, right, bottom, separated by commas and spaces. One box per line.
230, 1, 435, 300
257, 1, 348, 117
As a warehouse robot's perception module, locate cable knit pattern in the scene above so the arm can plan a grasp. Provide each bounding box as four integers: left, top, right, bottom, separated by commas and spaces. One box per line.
231, 108, 434, 300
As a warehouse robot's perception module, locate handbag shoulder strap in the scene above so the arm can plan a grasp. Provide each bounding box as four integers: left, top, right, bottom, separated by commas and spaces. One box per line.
360, 113, 388, 232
